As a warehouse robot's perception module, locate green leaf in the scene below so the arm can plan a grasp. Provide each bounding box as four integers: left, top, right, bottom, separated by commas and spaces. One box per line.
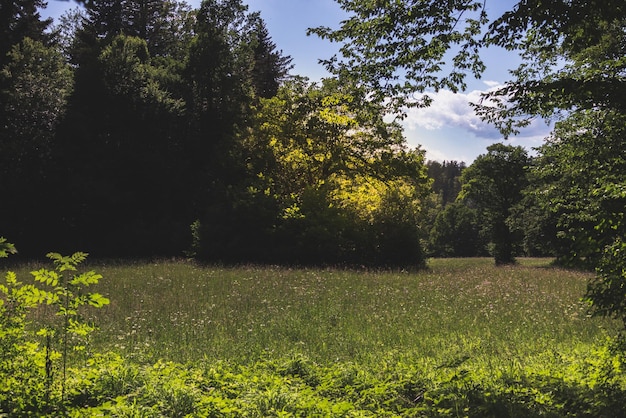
46, 251, 89, 272
70, 271, 103, 286
88, 293, 111, 308
0, 237, 17, 258
31, 268, 60, 287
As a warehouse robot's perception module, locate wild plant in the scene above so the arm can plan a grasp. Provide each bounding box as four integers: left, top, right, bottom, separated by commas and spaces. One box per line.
0, 248, 109, 414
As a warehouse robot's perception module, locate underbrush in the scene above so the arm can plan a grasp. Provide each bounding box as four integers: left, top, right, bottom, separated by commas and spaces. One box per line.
25, 347, 626, 417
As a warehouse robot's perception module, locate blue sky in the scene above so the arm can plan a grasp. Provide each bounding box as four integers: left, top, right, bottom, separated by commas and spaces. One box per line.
41, 0, 552, 163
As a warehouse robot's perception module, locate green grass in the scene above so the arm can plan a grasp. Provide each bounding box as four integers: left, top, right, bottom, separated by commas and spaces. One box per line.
28, 257, 616, 367
7, 257, 626, 416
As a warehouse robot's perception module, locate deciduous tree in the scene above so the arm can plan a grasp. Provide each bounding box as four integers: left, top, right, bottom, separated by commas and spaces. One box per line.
459, 144, 530, 265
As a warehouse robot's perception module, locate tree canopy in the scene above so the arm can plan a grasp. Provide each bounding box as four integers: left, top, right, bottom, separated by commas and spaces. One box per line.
310, 0, 626, 134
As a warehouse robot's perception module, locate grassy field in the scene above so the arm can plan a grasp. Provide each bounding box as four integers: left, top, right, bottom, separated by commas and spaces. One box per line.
6, 257, 626, 416
27, 257, 616, 365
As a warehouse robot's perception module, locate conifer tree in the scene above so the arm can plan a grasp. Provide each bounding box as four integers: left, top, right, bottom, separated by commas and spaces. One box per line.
250, 19, 293, 98
0, 0, 52, 68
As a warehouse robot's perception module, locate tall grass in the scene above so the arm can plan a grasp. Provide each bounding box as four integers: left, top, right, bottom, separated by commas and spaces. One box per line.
6, 257, 624, 416
28, 257, 612, 371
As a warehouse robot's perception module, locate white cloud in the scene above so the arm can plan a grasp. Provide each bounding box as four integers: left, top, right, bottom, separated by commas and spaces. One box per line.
404, 86, 503, 140
403, 83, 552, 142
482, 80, 503, 88
400, 81, 554, 162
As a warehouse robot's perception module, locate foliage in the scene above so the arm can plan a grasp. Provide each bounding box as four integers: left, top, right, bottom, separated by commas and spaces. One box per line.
0, 248, 109, 415
477, 2, 626, 136
0, 0, 53, 69
583, 179, 626, 331
426, 160, 467, 206
0, 37, 73, 252
428, 202, 484, 257
586, 239, 626, 332
423, 160, 487, 258
527, 110, 626, 267
250, 19, 294, 99
459, 144, 530, 265
0, 37, 73, 150
0, 268, 48, 415
192, 77, 430, 266
308, 0, 488, 111
49, 347, 626, 417
0, 237, 17, 258
310, 0, 626, 134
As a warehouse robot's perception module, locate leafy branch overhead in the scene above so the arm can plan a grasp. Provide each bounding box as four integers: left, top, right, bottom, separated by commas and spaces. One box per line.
309, 0, 626, 135
309, 0, 488, 109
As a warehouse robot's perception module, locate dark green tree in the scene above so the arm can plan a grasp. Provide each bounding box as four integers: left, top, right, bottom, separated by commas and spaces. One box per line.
0, 38, 73, 253
526, 110, 626, 267
459, 144, 530, 265
51, 0, 202, 255
250, 19, 293, 98
0, 0, 53, 68
426, 160, 466, 206
182, 0, 261, 217
82, 0, 126, 43
77, 0, 194, 59
428, 202, 483, 258
57, 33, 189, 255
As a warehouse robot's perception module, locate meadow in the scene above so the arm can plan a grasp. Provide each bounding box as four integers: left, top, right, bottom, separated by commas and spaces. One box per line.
6, 257, 626, 416
80, 258, 615, 365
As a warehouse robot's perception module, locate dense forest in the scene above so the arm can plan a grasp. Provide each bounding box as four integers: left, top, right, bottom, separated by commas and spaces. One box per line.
1, 0, 430, 267
1, 0, 625, 275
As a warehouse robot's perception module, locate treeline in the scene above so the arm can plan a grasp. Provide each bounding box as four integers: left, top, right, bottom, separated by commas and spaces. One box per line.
425, 130, 625, 270
2, 1, 624, 271
0, 0, 428, 266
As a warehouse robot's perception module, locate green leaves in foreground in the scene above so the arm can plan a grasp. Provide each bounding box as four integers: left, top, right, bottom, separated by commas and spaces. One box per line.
0, 251, 109, 414
48, 347, 626, 417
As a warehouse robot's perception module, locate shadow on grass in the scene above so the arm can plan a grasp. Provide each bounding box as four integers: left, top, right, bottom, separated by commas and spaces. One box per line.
424, 374, 626, 418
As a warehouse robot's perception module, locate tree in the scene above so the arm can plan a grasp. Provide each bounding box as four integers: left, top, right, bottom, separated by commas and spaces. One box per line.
0, 0, 53, 69
477, 2, 626, 136
249, 19, 293, 99
52, 6, 85, 59
56, 33, 189, 256
192, 77, 430, 266
72, 0, 195, 64
308, 0, 488, 111
182, 0, 259, 213
459, 144, 530, 265
524, 110, 626, 267
0, 38, 73, 253
428, 202, 483, 257
426, 160, 466, 206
